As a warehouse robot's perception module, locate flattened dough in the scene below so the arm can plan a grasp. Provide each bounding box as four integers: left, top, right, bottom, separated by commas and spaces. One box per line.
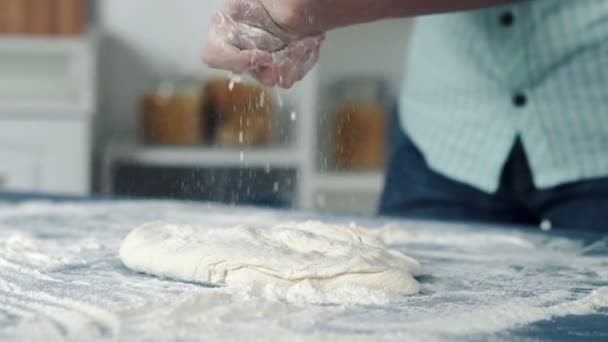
119, 221, 421, 299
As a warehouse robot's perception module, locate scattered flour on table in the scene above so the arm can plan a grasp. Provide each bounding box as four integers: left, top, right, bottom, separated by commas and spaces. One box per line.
119, 221, 422, 305
0, 232, 99, 272
2, 201, 607, 341
408, 287, 608, 336
377, 225, 537, 249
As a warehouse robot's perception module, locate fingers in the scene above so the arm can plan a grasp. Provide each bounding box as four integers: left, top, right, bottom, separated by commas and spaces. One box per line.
282, 39, 321, 88
222, 0, 295, 42
203, 33, 272, 74
204, 1, 324, 88
210, 11, 285, 52
249, 35, 323, 89
279, 37, 322, 88
203, 11, 277, 73
250, 67, 277, 87
236, 23, 286, 51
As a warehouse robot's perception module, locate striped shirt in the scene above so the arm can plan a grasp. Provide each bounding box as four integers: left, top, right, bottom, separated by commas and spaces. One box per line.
400, 0, 608, 193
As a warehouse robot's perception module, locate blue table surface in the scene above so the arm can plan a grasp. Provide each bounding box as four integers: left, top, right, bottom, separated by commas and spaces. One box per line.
0, 191, 110, 202
0, 191, 606, 341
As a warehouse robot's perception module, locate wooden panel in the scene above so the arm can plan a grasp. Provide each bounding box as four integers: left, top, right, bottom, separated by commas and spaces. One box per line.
0, 1, 7, 33
4, 0, 27, 34
56, 0, 86, 35
28, 0, 56, 35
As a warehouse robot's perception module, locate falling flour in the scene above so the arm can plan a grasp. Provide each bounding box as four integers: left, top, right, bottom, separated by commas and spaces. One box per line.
119, 221, 422, 305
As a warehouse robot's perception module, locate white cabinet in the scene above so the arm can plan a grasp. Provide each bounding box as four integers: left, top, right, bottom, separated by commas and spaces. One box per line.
0, 35, 95, 195
0, 120, 91, 194
0, 146, 42, 191
0, 35, 94, 115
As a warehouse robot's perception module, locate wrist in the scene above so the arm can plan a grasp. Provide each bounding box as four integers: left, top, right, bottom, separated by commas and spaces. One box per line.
258, 0, 401, 38
311, 0, 402, 31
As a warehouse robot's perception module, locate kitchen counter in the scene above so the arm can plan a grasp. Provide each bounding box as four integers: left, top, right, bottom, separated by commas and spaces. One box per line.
0, 199, 606, 341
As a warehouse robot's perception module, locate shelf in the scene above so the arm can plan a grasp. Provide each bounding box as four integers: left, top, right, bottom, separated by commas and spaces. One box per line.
0, 32, 96, 117
0, 102, 90, 117
105, 141, 302, 168
313, 172, 385, 192
0, 34, 90, 51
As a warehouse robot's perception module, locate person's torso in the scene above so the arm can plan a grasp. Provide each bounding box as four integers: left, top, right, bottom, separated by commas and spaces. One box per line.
401, 0, 608, 193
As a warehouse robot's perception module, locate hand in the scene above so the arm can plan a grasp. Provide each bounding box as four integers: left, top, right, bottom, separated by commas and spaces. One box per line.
221, 0, 322, 40
251, 35, 324, 89
203, 0, 324, 88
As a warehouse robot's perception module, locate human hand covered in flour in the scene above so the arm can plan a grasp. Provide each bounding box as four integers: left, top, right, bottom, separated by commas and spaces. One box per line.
203, 0, 325, 89
203, 0, 516, 87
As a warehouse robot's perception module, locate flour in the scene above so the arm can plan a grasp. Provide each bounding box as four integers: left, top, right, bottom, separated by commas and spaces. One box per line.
228, 74, 242, 91
378, 225, 537, 250
1, 200, 607, 341
119, 221, 421, 305
403, 287, 608, 336
0, 232, 94, 272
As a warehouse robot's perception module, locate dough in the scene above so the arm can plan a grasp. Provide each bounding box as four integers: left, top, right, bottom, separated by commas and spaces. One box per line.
119, 221, 421, 301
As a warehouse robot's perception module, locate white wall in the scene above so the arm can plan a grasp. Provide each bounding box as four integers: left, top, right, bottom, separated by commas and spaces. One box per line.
97, 0, 220, 138
100, 0, 219, 71
320, 19, 412, 92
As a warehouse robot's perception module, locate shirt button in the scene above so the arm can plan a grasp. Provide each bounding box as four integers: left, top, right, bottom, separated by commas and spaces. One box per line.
500, 12, 515, 27
513, 93, 528, 107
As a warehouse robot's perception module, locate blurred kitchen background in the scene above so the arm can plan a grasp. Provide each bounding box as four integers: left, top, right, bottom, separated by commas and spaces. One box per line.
0, 0, 412, 215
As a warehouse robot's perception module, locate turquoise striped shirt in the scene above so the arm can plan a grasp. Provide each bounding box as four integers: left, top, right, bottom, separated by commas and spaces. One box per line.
401, 0, 608, 193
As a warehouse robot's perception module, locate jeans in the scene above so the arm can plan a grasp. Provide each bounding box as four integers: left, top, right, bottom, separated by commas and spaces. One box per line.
379, 128, 608, 232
